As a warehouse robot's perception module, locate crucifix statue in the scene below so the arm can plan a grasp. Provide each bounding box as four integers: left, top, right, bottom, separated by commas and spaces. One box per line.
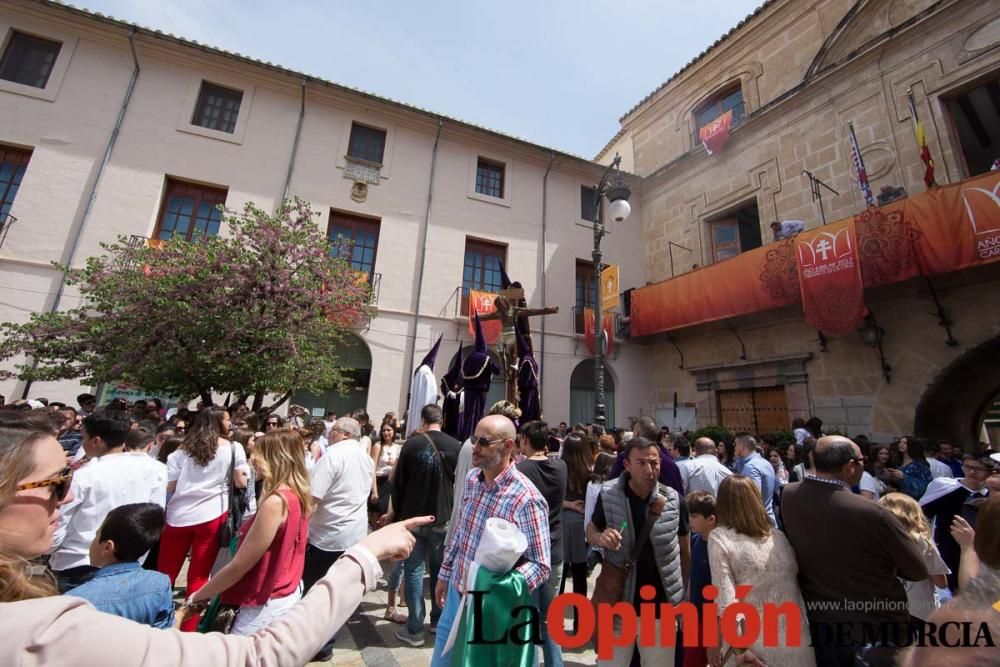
479, 286, 558, 404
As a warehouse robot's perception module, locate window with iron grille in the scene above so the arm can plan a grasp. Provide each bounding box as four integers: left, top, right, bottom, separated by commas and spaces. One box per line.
575, 260, 596, 333
191, 82, 243, 134
154, 179, 228, 242
347, 123, 387, 164
327, 211, 381, 280
461, 238, 506, 315
0, 32, 61, 89
0, 145, 31, 221
475, 158, 505, 199
695, 86, 745, 134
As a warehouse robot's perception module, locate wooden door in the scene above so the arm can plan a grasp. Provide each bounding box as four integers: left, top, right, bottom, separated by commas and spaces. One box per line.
718, 389, 757, 433
754, 386, 789, 433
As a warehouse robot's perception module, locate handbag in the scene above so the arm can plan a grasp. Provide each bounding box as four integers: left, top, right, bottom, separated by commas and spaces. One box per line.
217, 441, 245, 548
590, 502, 656, 608
422, 432, 454, 529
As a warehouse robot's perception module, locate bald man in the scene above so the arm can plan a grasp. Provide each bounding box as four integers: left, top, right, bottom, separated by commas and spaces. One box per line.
430, 415, 550, 666
782, 436, 928, 666
681, 436, 733, 495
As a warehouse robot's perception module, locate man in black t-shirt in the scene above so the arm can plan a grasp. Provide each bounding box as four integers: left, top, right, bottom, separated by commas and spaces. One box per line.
516, 420, 567, 667
391, 404, 461, 646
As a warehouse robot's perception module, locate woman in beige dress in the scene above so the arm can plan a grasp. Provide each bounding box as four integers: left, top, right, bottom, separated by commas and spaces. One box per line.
708, 475, 816, 667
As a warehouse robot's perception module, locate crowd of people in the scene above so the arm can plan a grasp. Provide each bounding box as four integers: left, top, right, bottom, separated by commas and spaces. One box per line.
0, 393, 998, 666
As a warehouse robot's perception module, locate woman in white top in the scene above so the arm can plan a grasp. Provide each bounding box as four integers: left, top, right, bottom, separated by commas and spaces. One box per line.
368, 422, 406, 623
158, 406, 249, 631
879, 492, 950, 621
708, 475, 816, 667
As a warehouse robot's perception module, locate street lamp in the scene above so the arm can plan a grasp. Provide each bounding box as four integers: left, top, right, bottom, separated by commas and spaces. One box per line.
858, 312, 891, 383
590, 153, 631, 430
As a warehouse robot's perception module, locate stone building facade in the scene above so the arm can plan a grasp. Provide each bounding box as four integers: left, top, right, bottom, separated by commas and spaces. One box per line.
598, 0, 1000, 442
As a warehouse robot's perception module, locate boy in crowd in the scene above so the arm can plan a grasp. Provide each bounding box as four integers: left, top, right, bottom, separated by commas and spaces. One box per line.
68, 503, 174, 628
685, 490, 717, 667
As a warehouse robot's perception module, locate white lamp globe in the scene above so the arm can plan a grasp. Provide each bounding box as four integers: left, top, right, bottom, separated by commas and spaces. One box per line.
608, 198, 631, 224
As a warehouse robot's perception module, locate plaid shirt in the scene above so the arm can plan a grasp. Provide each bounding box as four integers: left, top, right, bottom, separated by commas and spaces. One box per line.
439, 463, 550, 591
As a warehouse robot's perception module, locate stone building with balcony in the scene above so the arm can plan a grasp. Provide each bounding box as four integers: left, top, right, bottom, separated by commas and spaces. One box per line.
598, 0, 1000, 442
0, 0, 648, 426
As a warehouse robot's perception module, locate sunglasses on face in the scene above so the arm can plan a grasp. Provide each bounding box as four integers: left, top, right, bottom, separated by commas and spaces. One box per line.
473, 436, 504, 447
16, 467, 73, 502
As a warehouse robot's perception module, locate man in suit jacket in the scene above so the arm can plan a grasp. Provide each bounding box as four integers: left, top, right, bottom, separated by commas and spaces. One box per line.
782, 436, 928, 667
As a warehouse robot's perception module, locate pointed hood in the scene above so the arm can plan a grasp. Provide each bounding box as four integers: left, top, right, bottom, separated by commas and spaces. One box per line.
418, 334, 443, 372
473, 313, 487, 353
498, 260, 512, 290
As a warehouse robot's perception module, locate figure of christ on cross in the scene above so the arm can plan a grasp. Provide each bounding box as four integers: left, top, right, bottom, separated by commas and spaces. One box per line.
478, 287, 558, 404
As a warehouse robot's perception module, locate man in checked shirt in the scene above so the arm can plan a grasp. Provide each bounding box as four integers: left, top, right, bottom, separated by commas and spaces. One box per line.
429, 414, 551, 666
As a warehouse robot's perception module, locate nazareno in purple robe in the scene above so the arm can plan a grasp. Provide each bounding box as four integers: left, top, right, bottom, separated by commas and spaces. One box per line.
515, 317, 540, 423
459, 314, 500, 441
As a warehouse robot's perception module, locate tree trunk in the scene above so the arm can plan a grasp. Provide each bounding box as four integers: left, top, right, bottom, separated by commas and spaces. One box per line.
251, 391, 265, 413
264, 390, 294, 413
199, 388, 214, 406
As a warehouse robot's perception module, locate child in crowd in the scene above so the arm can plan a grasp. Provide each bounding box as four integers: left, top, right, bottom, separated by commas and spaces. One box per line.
878, 492, 951, 622
685, 490, 717, 667
67, 503, 174, 628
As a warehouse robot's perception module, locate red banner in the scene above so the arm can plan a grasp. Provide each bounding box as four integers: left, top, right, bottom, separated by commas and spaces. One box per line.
583, 308, 616, 357
468, 290, 502, 345
699, 109, 733, 155
629, 170, 1000, 337
795, 219, 867, 334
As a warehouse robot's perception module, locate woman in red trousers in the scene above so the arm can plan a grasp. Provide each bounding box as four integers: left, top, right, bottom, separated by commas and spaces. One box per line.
158, 406, 248, 630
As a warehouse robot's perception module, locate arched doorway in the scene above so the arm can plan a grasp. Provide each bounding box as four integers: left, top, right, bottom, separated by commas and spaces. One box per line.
914, 336, 1000, 446
570, 359, 616, 428
447, 349, 506, 412
291, 332, 372, 417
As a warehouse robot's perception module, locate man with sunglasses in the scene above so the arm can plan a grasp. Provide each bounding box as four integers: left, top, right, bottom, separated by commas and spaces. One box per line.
49, 412, 168, 592
430, 414, 550, 666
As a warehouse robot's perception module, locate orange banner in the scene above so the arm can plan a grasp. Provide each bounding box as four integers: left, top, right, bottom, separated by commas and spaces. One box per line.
795, 219, 867, 334
468, 290, 502, 345
631, 170, 1000, 337
699, 109, 733, 155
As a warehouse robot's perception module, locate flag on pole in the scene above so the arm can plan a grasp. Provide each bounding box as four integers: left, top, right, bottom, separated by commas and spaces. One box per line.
906, 89, 936, 189
848, 122, 875, 208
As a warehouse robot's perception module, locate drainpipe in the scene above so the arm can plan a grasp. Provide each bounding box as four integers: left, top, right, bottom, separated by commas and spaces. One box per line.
539, 153, 555, 398
22, 26, 141, 398
280, 78, 307, 206
403, 118, 444, 407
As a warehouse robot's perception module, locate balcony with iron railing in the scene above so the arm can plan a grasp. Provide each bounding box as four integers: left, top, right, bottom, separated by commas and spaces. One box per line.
690, 101, 747, 151
0, 212, 16, 249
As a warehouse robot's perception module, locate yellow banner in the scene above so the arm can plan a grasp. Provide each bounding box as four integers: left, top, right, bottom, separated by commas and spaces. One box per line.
600, 264, 620, 312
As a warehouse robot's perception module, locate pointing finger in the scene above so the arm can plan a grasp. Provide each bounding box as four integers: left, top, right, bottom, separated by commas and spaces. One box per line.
400, 515, 436, 530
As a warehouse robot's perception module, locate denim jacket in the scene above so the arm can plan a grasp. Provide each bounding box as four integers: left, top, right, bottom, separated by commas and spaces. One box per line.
67, 561, 175, 628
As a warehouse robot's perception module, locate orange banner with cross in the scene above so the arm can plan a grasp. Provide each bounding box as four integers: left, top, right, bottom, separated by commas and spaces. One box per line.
630, 170, 1000, 337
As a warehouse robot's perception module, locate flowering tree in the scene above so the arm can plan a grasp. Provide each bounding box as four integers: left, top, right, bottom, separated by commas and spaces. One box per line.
0, 200, 373, 411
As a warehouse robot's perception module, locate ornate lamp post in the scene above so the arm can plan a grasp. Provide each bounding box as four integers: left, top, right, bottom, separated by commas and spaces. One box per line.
590, 153, 631, 430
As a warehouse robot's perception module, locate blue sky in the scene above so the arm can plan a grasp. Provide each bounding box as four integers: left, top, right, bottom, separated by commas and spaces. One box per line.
78, 0, 764, 158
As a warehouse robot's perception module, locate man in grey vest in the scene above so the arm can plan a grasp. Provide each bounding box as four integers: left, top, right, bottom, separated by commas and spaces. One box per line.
587, 437, 691, 666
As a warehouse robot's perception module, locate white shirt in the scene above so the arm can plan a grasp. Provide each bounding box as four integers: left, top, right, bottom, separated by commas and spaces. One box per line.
165, 441, 248, 527
50, 453, 168, 571
684, 454, 734, 496
859, 470, 883, 500
926, 457, 954, 479
793, 428, 810, 445
309, 438, 373, 552
676, 458, 694, 493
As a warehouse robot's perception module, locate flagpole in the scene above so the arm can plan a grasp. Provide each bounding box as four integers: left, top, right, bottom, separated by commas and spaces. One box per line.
848, 122, 875, 208
906, 88, 936, 188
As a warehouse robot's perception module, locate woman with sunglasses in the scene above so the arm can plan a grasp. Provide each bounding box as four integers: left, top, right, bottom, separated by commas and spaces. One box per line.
0, 421, 434, 664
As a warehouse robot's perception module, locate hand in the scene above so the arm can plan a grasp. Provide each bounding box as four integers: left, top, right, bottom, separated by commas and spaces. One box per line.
736, 650, 767, 666
184, 592, 211, 609
376, 510, 395, 528
651, 494, 666, 515
595, 527, 623, 551
358, 515, 433, 561
950, 515, 976, 550
567, 500, 584, 513
706, 646, 721, 667
369, 490, 379, 504
435, 579, 448, 609
890, 468, 904, 480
